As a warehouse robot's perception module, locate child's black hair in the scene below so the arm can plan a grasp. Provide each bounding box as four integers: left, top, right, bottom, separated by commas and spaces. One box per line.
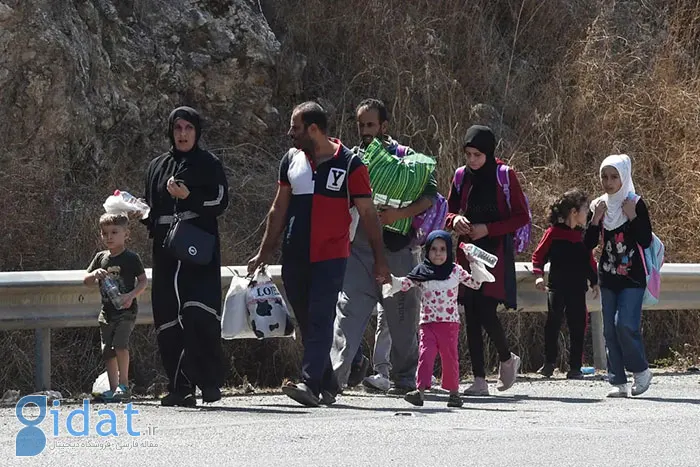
548, 189, 588, 225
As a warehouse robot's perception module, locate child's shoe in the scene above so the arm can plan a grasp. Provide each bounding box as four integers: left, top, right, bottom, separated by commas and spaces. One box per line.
113, 384, 131, 401
447, 393, 463, 408
94, 389, 115, 403
404, 390, 424, 406
496, 353, 521, 391
537, 363, 555, 378
463, 377, 489, 396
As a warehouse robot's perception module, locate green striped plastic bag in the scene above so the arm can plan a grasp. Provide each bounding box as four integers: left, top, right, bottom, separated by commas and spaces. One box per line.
361, 138, 436, 235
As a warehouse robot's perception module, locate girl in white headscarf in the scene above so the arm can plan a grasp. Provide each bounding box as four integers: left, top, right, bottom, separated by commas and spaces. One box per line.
584, 154, 653, 398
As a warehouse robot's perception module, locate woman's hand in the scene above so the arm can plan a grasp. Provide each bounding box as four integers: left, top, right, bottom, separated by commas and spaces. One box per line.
468, 224, 489, 241
592, 200, 606, 224
590, 284, 600, 300
622, 198, 637, 221
167, 177, 190, 200
452, 215, 472, 236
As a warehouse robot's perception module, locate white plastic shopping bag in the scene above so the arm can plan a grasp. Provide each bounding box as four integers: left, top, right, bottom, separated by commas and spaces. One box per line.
221, 274, 257, 339
381, 275, 403, 298
245, 267, 296, 339
91, 371, 110, 396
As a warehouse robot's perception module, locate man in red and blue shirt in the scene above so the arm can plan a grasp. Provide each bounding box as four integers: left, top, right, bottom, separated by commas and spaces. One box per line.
248, 101, 390, 407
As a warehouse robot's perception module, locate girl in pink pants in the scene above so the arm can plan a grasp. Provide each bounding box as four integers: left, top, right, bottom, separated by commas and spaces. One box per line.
393, 230, 482, 408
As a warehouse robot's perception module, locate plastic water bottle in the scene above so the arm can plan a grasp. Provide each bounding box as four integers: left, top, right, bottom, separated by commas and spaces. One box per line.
580, 366, 595, 375
101, 277, 123, 309
104, 190, 150, 219
459, 242, 498, 268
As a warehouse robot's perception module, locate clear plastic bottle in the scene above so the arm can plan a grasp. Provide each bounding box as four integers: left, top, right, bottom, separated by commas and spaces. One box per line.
101, 277, 123, 309
459, 242, 498, 268
104, 190, 150, 219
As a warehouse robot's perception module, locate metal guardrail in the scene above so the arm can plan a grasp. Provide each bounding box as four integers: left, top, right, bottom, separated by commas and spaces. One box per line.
1, 264, 698, 390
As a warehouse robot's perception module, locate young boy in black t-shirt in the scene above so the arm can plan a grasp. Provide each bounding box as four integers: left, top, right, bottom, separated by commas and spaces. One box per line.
84, 214, 147, 402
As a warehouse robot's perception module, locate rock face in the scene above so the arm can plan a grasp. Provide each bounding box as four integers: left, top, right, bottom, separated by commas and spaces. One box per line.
0, 0, 297, 270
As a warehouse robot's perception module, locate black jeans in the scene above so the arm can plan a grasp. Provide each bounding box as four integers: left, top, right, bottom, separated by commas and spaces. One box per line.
282, 258, 347, 397
462, 289, 511, 378
545, 290, 587, 371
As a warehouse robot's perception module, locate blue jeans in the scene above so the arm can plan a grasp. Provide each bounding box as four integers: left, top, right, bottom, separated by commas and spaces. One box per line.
601, 287, 648, 385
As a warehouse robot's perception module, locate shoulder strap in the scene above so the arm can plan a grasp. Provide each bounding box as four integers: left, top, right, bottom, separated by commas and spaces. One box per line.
454, 166, 466, 194
395, 144, 409, 158
346, 154, 355, 208
497, 164, 512, 209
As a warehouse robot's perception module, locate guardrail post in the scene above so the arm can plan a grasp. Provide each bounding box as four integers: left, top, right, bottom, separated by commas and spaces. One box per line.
589, 311, 607, 371
34, 328, 51, 391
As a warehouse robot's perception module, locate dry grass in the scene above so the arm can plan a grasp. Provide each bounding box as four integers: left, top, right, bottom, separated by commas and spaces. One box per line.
2, 0, 700, 393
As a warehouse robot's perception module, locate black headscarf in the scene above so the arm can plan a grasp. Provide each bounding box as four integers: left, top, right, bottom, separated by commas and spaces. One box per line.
406, 230, 454, 282
168, 106, 202, 155
463, 125, 500, 225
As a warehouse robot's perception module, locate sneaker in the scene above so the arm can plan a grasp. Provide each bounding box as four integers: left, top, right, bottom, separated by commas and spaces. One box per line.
113, 384, 131, 401
404, 390, 424, 406
463, 377, 489, 396
387, 385, 414, 396
631, 369, 652, 396
94, 389, 115, 403
319, 390, 337, 406
202, 387, 222, 403
281, 382, 320, 407
537, 363, 555, 378
447, 393, 463, 408
362, 374, 391, 392
347, 356, 370, 388
496, 353, 521, 392
161, 392, 197, 407
566, 370, 584, 380
607, 384, 628, 398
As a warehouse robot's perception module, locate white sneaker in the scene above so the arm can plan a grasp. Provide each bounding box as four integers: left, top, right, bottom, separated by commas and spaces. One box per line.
362, 374, 391, 392
631, 369, 652, 396
607, 384, 629, 398
463, 377, 489, 396
496, 353, 521, 392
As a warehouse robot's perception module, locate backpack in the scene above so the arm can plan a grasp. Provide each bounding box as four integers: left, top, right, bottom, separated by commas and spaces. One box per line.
454, 164, 532, 254
394, 144, 449, 245
629, 194, 665, 306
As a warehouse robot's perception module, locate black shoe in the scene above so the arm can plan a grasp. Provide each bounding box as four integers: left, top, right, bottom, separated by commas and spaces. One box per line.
566, 370, 584, 380
387, 385, 414, 396
404, 390, 424, 406
161, 392, 197, 407
537, 363, 555, 378
281, 382, 320, 407
202, 387, 222, 403
319, 390, 337, 406
347, 356, 370, 388
447, 393, 464, 408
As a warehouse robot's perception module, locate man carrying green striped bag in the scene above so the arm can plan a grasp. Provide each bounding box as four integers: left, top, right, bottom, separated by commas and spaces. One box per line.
331, 98, 438, 395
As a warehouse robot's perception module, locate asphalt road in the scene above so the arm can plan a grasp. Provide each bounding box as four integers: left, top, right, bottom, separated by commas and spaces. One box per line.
2, 371, 699, 466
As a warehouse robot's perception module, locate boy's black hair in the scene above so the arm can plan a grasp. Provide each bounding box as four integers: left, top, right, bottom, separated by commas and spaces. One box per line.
549, 189, 588, 225
293, 101, 328, 133
99, 213, 129, 228
356, 98, 389, 123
